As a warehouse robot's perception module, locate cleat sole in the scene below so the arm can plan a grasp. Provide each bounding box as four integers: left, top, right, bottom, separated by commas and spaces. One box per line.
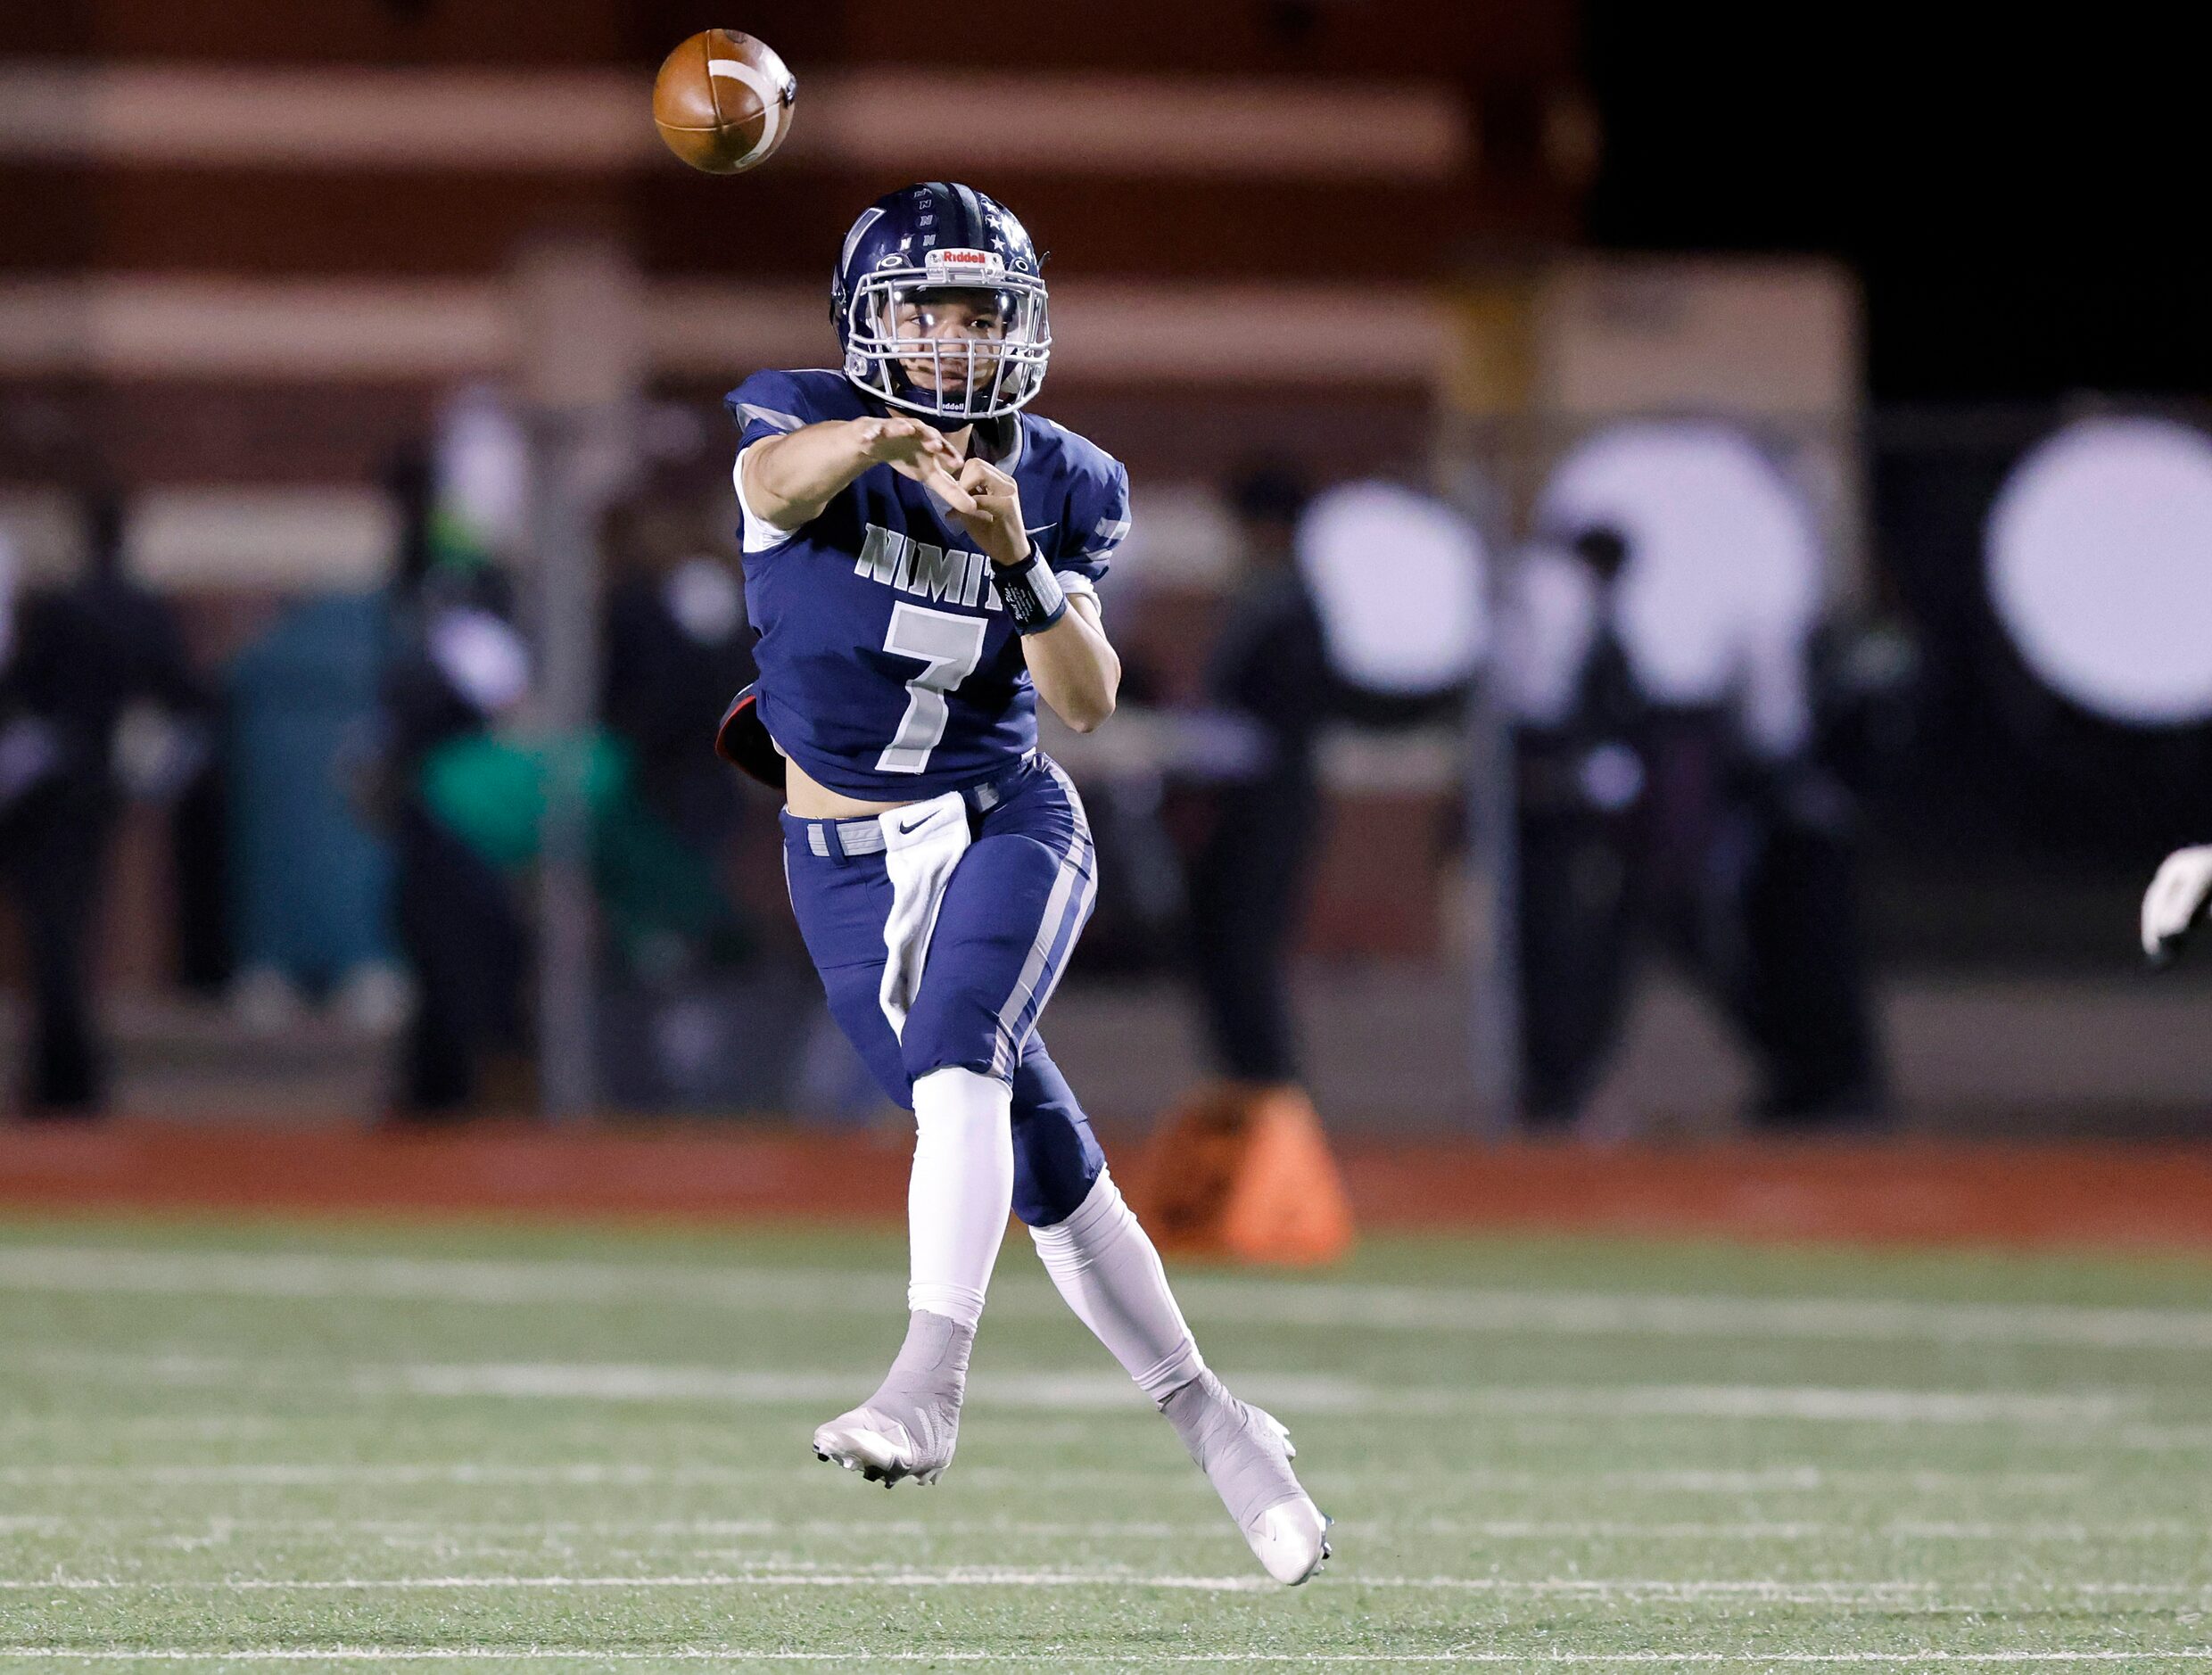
813, 1425, 925, 1489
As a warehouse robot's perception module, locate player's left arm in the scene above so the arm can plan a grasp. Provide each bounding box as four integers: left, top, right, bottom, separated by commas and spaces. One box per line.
938, 457, 1119, 733
1015, 591, 1118, 733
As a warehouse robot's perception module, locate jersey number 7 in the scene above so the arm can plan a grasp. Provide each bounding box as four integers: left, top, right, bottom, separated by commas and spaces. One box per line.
876, 603, 990, 775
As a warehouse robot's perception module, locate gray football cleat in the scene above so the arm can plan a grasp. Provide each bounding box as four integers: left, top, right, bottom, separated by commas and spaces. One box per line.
812, 1309, 973, 1488
1163, 1370, 1333, 1585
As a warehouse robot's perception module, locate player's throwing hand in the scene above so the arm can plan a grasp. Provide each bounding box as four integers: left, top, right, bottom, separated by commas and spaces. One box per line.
2141, 844, 2212, 961
854, 416, 975, 515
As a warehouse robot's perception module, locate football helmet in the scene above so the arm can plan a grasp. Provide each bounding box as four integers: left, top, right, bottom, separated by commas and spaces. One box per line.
831, 182, 1050, 424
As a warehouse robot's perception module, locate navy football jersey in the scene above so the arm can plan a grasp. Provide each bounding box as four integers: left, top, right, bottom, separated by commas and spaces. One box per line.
726, 368, 1131, 799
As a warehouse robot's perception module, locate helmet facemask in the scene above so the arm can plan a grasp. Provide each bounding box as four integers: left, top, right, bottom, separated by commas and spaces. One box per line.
843, 248, 1050, 423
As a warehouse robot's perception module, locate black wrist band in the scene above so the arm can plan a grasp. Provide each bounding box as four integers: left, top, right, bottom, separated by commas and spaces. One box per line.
996, 551, 1069, 635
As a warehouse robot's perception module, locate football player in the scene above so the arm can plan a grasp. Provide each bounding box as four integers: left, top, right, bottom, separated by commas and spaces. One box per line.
715, 183, 1330, 1586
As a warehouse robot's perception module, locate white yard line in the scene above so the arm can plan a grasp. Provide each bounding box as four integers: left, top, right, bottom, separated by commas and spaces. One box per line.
1170, 1277, 2212, 1354
1376, 1519, 2197, 1541
7, 1244, 2212, 1353
0, 1414, 275, 1440
375, 1365, 2136, 1426
0, 1248, 887, 1312
12, 1350, 2144, 1428
1, 1572, 2208, 1601
3, 1652, 2212, 1665
0, 1464, 803, 1487
2117, 1423, 2212, 1450
0, 1571, 1265, 1594
1, 1514, 2189, 1542
0, 1464, 805, 1487
0, 1463, 2101, 1490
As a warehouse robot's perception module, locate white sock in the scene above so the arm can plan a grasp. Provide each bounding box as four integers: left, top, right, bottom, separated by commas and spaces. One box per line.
1029, 1168, 1206, 1406
905, 1066, 1015, 1330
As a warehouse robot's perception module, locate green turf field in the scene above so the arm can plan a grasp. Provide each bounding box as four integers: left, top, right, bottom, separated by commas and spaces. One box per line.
2, 1215, 2209, 1671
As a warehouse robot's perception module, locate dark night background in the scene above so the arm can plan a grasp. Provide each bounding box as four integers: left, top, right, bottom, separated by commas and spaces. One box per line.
1579, 6, 2212, 961
1581, 7, 2208, 401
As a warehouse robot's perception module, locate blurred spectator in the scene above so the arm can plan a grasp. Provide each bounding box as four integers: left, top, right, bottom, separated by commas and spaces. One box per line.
226, 593, 408, 1034
1182, 464, 1332, 1084
1175, 469, 1486, 1086
0, 488, 209, 1116
1500, 520, 1884, 1130
376, 446, 534, 1116
600, 487, 755, 861
378, 453, 763, 1118
592, 485, 759, 985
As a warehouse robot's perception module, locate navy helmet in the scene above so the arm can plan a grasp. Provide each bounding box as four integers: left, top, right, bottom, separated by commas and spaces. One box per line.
831, 182, 1050, 424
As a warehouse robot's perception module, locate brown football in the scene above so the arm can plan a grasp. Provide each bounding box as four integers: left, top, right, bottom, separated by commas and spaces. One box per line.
652, 29, 796, 175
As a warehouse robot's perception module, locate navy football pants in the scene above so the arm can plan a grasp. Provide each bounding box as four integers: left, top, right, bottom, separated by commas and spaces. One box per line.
780, 755, 1106, 1225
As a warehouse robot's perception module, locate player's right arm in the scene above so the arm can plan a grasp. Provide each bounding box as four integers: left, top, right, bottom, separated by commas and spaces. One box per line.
741, 416, 973, 531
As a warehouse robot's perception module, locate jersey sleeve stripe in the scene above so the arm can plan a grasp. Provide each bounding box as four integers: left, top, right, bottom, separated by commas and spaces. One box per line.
738, 402, 805, 433
1092, 516, 1132, 540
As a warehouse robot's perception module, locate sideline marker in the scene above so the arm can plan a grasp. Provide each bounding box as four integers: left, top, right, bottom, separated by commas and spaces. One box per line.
1129, 1083, 1355, 1267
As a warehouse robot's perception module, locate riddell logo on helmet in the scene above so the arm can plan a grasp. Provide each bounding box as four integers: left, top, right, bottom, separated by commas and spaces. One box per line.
926, 248, 1004, 280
